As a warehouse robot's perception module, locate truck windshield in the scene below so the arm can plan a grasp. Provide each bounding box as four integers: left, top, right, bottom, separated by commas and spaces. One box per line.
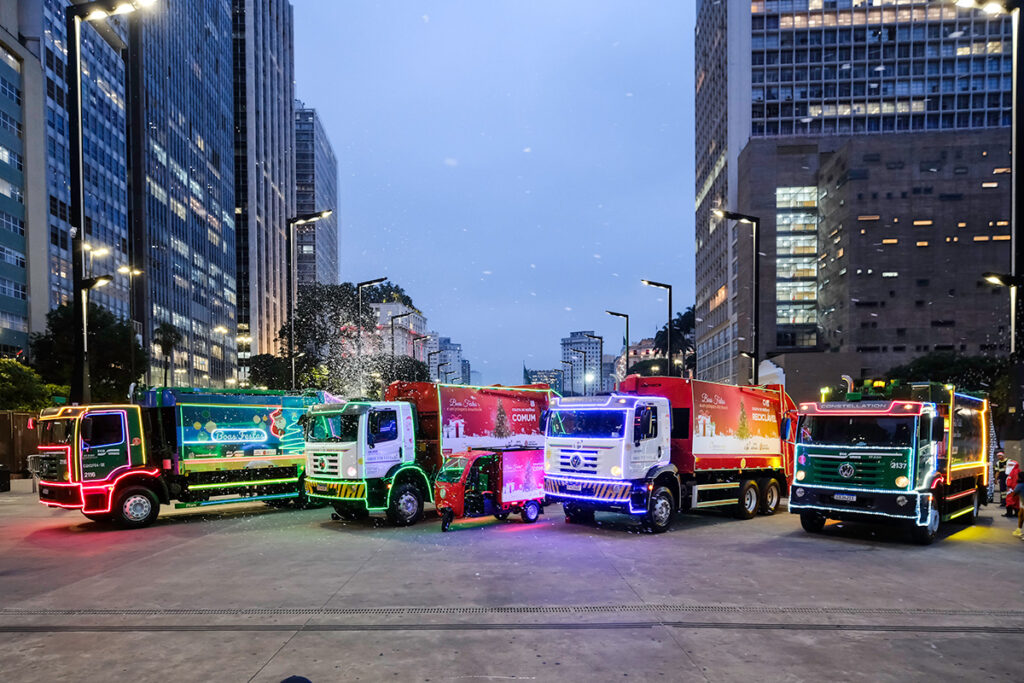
38, 419, 75, 446
436, 456, 469, 483
546, 410, 625, 438
799, 415, 914, 448
306, 413, 360, 442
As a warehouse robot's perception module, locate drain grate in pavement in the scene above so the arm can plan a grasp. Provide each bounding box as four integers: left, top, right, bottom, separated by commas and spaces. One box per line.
1, 604, 1021, 619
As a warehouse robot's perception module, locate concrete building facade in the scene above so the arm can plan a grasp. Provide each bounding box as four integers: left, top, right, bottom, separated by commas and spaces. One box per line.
695, 0, 1012, 384
560, 330, 602, 396
294, 102, 337, 286
233, 0, 295, 379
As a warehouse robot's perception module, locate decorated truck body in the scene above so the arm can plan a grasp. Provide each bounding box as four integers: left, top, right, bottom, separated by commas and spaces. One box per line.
29, 388, 332, 527
789, 382, 991, 545
303, 382, 551, 525
543, 375, 797, 533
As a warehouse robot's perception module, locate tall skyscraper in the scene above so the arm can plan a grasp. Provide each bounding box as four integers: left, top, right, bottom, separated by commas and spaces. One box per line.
233, 0, 295, 381
695, 0, 1012, 383
0, 6, 46, 357
18, 0, 132, 348
294, 102, 338, 285
136, 0, 237, 387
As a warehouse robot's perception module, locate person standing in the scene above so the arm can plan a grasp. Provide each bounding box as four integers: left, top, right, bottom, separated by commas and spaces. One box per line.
997, 448, 1009, 506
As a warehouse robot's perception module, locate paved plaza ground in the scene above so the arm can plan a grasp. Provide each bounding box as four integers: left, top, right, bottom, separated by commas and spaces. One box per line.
1, 479, 1022, 682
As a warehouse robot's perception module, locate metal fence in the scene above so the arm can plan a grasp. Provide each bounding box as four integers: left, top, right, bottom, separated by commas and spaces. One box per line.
0, 412, 38, 476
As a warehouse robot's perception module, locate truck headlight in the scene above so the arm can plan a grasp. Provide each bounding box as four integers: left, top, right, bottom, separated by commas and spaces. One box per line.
895, 476, 909, 488
795, 470, 805, 481
347, 466, 357, 477
610, 466, 622, 477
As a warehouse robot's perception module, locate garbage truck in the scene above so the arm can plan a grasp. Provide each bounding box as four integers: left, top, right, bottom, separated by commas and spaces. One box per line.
789, 381, 991, 545
542, 375, 797, 533
29, 388, 335, 528
302, 382, 552, 526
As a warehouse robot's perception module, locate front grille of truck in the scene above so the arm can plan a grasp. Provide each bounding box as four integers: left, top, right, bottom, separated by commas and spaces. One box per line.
558, 452, 598, 475
309, 453, 340, 477
28, 453, 65, 481
807, 456, 888, 489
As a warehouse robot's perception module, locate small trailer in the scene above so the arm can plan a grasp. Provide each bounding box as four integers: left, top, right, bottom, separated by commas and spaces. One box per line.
434, 448, 546, 531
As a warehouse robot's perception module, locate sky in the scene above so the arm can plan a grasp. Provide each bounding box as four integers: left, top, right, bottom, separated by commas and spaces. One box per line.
294, 1, 695, 385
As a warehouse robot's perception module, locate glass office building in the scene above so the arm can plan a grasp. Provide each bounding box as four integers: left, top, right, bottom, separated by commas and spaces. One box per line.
295, 103, 338, 285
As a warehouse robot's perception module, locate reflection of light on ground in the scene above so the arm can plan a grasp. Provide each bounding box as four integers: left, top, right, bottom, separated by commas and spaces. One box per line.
944, 525, 1004, 543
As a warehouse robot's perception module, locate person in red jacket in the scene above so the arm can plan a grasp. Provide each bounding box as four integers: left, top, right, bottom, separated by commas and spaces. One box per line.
1007, 461, 1023, 538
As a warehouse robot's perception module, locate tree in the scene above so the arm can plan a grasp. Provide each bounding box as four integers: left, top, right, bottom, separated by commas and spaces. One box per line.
0, 359, 51, 411
249, 354, 290, 390
493, 400, 511, 438
628, 359, 669, 377
654, 306, 696, 376
153, 322, 184, 388
30, 303, 148, 403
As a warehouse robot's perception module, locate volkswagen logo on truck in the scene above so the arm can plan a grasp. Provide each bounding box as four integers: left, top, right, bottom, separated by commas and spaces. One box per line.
570, 454, 583, 469
838, 462, 856, 479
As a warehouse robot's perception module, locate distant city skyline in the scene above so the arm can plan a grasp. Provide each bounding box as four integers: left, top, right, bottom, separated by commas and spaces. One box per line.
293, 1, 695, 384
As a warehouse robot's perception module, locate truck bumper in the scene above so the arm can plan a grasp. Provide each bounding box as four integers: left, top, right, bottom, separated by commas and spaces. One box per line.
543, 475, 649, 515
305, 477, 368, 501
789, 485, 931, 526
38, 480, 84, 509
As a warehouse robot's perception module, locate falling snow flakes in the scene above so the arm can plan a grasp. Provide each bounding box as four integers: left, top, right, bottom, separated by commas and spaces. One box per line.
523, 147, 532, 153
443, 158, 458, 167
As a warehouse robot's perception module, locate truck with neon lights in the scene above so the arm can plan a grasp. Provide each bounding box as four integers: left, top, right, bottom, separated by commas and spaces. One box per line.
303, 382, 551, 526
542, 376, 797, 533
29, 388, 332, 528
789, 383, 990, 545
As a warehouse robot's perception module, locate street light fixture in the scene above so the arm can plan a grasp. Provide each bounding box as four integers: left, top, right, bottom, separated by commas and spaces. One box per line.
287, 209, 335, 391
437, 361, 450, 384
714, 208, 762, 385
411, 334, 429, 362
356, 276, 387, 392
641, 279, 673, 376
570, 348, 587, 395
606, 310, 630, 379
67, 0, 158, 404
585, 333, 604, 392
427, 349, 442, 379
560, 360, 574, 396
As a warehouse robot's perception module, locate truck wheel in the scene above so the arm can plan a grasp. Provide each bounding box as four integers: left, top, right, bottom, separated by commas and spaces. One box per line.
386, 483, 423, 526
113, 486, 160, 529
911, 504, 941, 545
734, 480, 760, 520
800, 511, 826, 534
758, 478, 781, 516
642, 486, 675, 534
521, 500, 541, 524
440, 508, 454, 532
564, 503, 594, 525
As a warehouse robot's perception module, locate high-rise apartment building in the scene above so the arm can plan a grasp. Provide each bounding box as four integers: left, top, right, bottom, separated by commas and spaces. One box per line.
18, 0, 132, 345
294, 102, 338, 285
233, 0, 295, 379
0, 6, 45, 357
136, 0, 237, 387
371, 302, 427, 360
695, 0, 1012, 383
560, 330, 602, 395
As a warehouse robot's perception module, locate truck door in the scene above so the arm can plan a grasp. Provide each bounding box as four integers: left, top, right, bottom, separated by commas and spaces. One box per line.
632, 404, 664, 466
366, 408, 402, 476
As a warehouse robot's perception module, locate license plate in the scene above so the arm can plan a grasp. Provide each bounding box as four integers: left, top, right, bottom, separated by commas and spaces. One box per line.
565, 483, 582, 492
316, 484, 328, 492
834, 493, 857, 502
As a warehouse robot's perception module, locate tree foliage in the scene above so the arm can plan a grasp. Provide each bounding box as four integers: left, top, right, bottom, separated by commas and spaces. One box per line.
653, 305, 696, 376
153, 322, 184, 388
30, 303, 148, 402
0, 359, 51, 411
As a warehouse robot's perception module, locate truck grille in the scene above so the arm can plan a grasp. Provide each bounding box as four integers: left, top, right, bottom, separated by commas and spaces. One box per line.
28, 453, 65, 481
806, 456, 889, 489
309, 453, 340, 477
558, 452, 598, 475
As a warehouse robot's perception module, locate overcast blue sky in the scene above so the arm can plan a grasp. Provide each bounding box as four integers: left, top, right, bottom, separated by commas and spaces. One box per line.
294, 1, 695, 384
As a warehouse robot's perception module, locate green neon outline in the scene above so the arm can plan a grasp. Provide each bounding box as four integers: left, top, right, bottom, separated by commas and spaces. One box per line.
306, 464, 434, 511
187, 477, 299, 491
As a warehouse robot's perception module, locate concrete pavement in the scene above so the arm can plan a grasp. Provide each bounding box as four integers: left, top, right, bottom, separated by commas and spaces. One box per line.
0, 479, 1021, 681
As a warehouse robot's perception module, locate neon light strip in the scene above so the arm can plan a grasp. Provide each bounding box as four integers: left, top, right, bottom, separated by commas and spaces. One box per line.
946, 506, 974, 521
545, 489, 646, 514
546, 474, 631, 485
950, 462, 987, 470
790, 499, 924, 524
187, 477, 299, 491
695, 499, 736, 508
696, 482, 740, 490
183, 454, 302, 464
797, 482, 915, 495
176, 492, 298, 508
945, 488, 976, 501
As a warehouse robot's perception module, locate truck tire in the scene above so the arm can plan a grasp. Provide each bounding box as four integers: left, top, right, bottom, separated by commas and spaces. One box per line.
642, 486, 675, 534
758, 478, 781, 516
911, 503, 941, 545
734, 480, 760, 520
521, 500, 541, 524
386, 482, 423, 526
800, 511, 826, 534
113, 486, 160, 529
563, 503, 594, 525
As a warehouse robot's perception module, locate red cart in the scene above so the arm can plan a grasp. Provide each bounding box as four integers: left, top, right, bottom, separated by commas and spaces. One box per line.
434, 448, 545, 531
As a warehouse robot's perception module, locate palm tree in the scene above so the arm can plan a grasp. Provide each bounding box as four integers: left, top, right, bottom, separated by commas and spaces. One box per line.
153, 322, 184, 387
654, 306, 696, 376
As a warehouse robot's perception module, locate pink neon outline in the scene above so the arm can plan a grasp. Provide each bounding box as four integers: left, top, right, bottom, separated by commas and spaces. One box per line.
80, 468, 161, 514
801, 401, 924, 416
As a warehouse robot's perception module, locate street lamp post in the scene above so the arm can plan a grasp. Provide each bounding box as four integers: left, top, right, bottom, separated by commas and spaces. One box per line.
551, 368, 565, 395
560, 360, 574, 396
428, 349, 442, 380
585, 333, 604, 392
389, 311, 413, 376
67, 0, 156, 404
714, 209, 761, 385
570, 348, 587, 395
411, 334, 429, 363
287, 210, 333, 391
641, 279, 673, 376
356, 276, 387, 393
118, 264, 143, 381
437, 361, 450, 384
606, 310, 629, 380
